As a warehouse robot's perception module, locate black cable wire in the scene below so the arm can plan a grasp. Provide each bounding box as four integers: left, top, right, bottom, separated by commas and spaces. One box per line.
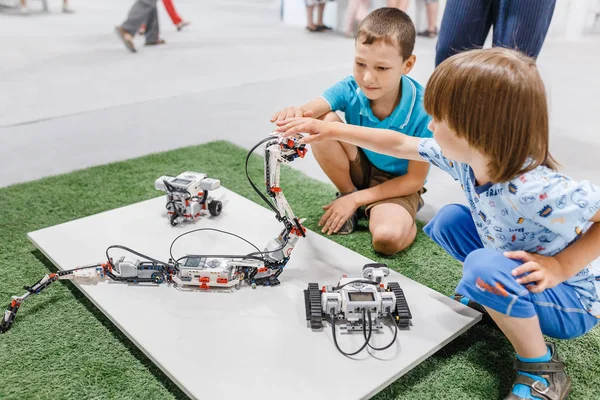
105, 245, 171, 266
108, 136, 295, 274
169, 228, 265, 265
245, 136, 281, 216
57, 263, 104, 276
245, 234, 290, 259
332, 309, 373, 357
363, 311, 399, 351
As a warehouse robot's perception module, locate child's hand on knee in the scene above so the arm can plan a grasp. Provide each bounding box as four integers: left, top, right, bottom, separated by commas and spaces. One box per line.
319, 193, 359, 235
270, 106, 314, 123
506, 251, 568, 293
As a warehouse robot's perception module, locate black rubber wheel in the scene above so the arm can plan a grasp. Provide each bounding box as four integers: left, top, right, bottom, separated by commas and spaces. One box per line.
208, 200, 222, 216
387, 282, 412, 328
170, 214, 178, 226
151, 272, 164, 284
305, 283, 323, 330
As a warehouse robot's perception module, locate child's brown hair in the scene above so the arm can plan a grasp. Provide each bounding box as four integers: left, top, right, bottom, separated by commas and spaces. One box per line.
356, 7, 415, 61
424, 47, 558, 183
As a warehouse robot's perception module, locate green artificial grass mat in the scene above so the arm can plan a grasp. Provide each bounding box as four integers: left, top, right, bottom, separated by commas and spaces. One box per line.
0, 140, 598, 399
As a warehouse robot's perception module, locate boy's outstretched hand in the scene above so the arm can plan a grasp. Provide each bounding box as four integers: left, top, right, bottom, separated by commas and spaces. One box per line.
506, 251, 567, 293
270, 107, 314, 123
275, 117, 333, 144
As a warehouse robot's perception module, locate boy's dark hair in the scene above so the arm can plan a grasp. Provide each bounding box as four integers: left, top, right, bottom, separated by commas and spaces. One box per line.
356, 7, 415, 60
424, 47, 558, 183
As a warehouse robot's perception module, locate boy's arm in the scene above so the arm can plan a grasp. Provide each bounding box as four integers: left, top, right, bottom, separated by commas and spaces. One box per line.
353, 160, 429, 207
276, 117, 425, 162
270, 97, 332, 123
553, 211, 600, 279
508, 210, 600, 293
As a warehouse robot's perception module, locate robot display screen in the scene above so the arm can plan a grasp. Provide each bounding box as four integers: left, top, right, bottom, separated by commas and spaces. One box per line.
348, 292, 375, 302
184, 257, 206, 268
172, 178, 192, 185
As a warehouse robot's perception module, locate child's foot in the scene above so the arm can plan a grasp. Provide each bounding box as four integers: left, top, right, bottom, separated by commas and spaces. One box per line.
336, 212, 357, 235
176, 20, 191, 31
452, 294, 488, 315
332, 192, 358, 235
505, 343, 571, 400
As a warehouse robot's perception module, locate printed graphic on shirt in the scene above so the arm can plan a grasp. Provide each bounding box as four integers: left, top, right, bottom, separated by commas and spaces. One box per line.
418, 138, 600, 316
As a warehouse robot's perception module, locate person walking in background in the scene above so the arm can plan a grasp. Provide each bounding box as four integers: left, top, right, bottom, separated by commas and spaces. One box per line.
115, 0, 165, 53
387, 0, 439, 38
435, 0, 556, 65
416, 0, 438, 38
20, 0, 73, 14
344, 0, 370, 37
305, 0, 332, 32
139, 0, 190, 35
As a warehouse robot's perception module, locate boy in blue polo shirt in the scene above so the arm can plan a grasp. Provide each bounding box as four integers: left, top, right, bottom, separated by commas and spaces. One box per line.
270, 8, 432, 256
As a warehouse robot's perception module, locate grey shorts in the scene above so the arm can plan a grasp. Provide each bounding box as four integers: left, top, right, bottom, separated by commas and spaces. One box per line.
305, 0, 327, 6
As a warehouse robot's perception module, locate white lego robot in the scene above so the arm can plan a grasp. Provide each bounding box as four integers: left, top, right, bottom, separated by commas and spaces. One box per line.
1, 135, 309, 333
155, 171, 223, 226
304, 263, 412, 356
168, 135, 309, 290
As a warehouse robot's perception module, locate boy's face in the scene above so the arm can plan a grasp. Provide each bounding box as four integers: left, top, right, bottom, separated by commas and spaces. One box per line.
428, 119, 473, 162
353, 39, 415, 102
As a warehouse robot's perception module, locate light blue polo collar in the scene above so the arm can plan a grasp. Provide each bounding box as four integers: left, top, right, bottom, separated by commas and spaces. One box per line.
355, 75, 417, 129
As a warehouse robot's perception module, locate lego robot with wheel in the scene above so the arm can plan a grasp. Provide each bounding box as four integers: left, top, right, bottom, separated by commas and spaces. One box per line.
304, 263, 412, 356
155, 171, 223, 226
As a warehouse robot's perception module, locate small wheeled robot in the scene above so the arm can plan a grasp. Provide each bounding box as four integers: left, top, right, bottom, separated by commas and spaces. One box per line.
155, 171, 223, 226
304, 263, 412, 356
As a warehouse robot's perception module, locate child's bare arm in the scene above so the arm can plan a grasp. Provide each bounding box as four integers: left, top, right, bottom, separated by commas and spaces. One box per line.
353, 160, 429, 207
270, 97, 331, 123
276, 117, 425, 162
508, 210, 600, 293
553, 210, 600, 278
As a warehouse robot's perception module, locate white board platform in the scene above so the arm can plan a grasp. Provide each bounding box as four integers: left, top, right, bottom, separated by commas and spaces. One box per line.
28, 188, 480, 400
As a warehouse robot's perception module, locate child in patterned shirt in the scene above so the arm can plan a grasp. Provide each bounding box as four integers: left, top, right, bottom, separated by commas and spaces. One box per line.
275, 47, 600, 400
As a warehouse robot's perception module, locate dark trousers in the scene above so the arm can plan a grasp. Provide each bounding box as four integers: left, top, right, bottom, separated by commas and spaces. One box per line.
122, 0, 160, 43
435, 0, 556, 66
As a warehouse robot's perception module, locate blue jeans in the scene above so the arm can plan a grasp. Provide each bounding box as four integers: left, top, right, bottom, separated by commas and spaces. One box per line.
424, 204, 598, 339
435, 0, 556, 66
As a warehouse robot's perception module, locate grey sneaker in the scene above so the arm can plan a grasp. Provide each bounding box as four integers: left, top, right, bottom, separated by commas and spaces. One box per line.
505, 342, 571, 400
334, 192, 358, 235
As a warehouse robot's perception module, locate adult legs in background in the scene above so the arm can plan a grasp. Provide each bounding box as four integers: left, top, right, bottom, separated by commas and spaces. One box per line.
435, 0, 494, 66
387, 0, 409, 12
344, 0, 370, 37
417, 0, 439, 37
492, 0, 556, 59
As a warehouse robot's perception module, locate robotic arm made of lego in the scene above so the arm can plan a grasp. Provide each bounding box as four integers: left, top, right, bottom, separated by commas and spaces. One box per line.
1, 135, 309, 333
1, 248, 174, 334
0, 264, 108, 333
244, 136, 308, 262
